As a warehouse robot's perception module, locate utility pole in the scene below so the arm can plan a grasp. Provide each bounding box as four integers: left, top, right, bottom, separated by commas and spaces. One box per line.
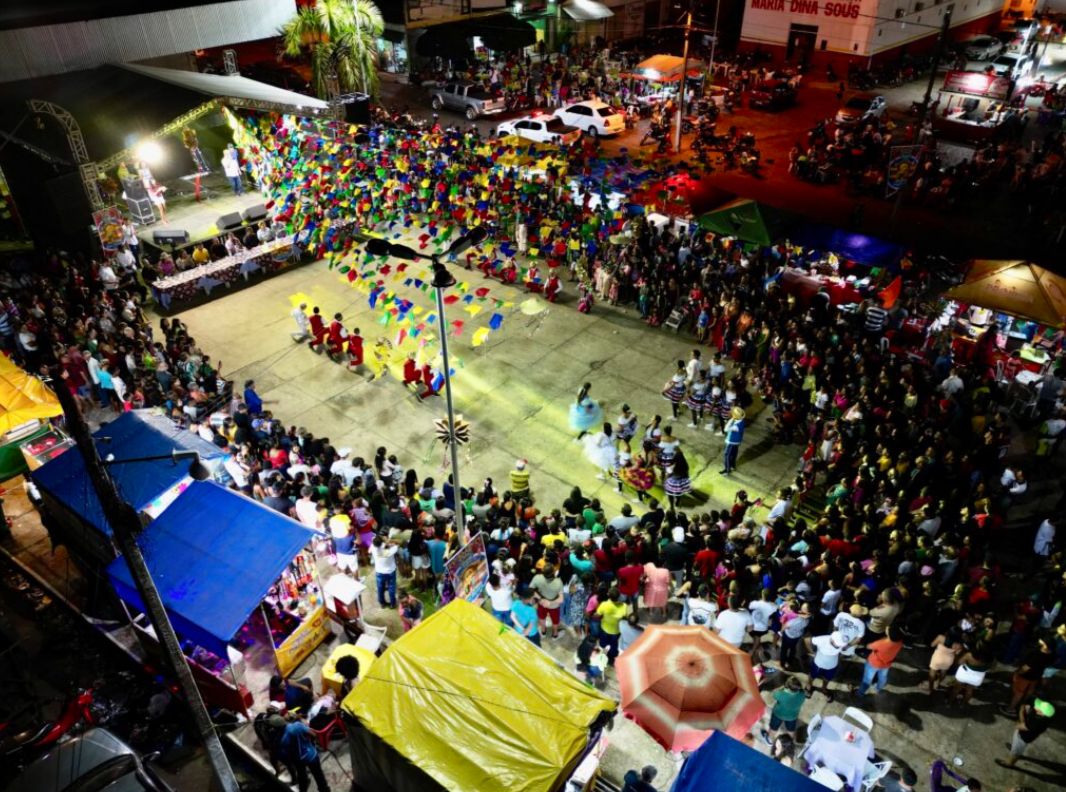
50, 373, 240, 792
708, 0, 722, 83
674, 10, 693, 153
915, 7, 951, 141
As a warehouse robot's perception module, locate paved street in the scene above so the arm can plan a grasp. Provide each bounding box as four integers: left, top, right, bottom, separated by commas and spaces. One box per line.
164, 233, 1065, 791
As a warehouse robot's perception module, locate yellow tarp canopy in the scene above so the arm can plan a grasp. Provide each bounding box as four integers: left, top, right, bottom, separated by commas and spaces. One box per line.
0, 355, 62, 434
342, 599, 616, 792
944, 259, 1066, 328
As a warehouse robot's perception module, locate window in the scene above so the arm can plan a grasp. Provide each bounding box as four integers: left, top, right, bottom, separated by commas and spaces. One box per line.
596, 107, 616, 117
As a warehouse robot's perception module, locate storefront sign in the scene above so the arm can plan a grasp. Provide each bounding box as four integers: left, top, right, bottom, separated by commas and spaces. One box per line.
445, 532, 489, 602
885, 145, 922, 197
275, 605, 332, 677
92, 206, 125, 252
749, 0, 861, 17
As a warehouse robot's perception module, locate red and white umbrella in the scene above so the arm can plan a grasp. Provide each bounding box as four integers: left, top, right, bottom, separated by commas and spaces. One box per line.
616, 625, 764, 752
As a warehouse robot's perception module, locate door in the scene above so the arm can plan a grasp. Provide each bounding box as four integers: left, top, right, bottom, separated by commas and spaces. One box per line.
787, 24, 818, 67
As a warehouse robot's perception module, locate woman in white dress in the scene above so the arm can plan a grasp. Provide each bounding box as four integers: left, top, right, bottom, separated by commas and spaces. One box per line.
582, 422, 619, 481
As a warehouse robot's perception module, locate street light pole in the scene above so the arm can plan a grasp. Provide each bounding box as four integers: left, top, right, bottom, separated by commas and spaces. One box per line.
674, 10, 693, 153
432, 267, 465, 536
364, 227, 488, 535
49, 373, 240, 792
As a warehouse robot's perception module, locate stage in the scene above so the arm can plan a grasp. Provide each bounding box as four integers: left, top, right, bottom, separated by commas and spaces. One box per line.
134, 172, 268, 252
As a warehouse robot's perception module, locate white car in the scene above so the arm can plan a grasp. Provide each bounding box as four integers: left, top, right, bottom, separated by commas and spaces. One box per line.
553, 100, 625, 137
495, 115, 582, 146
990, 52, 1033, 79
962, 35, 1004, 60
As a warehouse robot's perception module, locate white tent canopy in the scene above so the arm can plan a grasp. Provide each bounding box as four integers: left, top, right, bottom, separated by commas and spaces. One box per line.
120, 63, 329, 112
563, 0, 614, 22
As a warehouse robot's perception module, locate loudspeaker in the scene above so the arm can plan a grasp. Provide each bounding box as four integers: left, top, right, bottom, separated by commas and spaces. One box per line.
153, 229, 190, 245
241, 204, 268, 224
217, 212, 243, 232
338, 92, 370, 125
121, 177, 148, 202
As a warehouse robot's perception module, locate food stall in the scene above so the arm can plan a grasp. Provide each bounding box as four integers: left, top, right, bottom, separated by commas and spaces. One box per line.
933, 71, 1017, 142
0, 356, 65, 481
623, 55, 707, 111
31, 410, 229, 567
341, 599, 616, 792
941, 259, 1065, 376
106, 480, 331, 715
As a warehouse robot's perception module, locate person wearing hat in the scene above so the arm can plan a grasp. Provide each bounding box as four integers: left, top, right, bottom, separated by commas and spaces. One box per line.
509, 459, 531, 499
997, 698, 1055, 768
806, 630, 848, 701
622, 765, 659, 792
721, 406, 746, 475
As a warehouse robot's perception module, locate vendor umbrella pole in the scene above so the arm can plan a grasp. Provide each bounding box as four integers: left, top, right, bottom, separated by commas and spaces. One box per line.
674, 10, 693, 153
49, 370, 240, 792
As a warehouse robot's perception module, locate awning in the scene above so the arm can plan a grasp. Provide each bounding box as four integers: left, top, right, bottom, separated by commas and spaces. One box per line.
563, 0, 614, 22
0, 355, 62, 434
415, 22, 473, 59
698, 198, 793, 246
673, 731, 827, 792
120, 63, 330, 111
106, 481, 317, 658
343, 599, 615, 792
630, 54, 706, 82
944, 260, 1066, 328
477, 13, 536, 52
32, 410, 226, 538
791, 224, 904, 269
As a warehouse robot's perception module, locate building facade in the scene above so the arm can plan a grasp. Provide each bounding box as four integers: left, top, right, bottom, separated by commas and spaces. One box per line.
739, 0, 1004, 67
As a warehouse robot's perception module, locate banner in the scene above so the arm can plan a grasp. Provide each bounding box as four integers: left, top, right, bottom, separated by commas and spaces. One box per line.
92, 206, 125, 252
445, 532, 489, 603
275, 605, 332, 677
885, 145, 921, 198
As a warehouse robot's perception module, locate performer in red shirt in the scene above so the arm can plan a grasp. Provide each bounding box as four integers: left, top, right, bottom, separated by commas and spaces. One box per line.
308, 306, 327, 350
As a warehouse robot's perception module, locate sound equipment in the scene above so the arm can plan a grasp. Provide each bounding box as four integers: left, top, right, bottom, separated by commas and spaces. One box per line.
338, 92, 370, 125
216, 212, 243, 232
121, 177, 148, 201
152, 229, 190, 246
241, 203, 268, 224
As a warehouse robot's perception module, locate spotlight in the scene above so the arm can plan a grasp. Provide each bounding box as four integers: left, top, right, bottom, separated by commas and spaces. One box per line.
135, 140, 164, 164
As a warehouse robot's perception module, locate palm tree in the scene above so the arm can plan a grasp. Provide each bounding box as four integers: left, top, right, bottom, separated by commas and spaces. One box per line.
281, 0, 384, 99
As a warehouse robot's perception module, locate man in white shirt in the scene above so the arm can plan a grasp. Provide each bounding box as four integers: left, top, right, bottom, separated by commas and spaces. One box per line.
290, 303, 311, 342
749, 589, 778, 663
767, 487, 793, 523
607, 504, 639, 533
294, 486, 320, 529
833, 604, 867, 655
98, 262, 120, 290
938, 368, 964, 397
682, 584, 718, 628
221, 144, 243, 194
370, 536, 399, 607
806, 630, 848, 700
1034, 517, 1055, 558
715, 595, 753, 647
329, 449, 360, 487
115, 246, 137, 275
685, 349, 705, 385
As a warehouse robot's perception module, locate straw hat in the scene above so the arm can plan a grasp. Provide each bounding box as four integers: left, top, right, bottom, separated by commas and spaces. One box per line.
731, 406, 746, 420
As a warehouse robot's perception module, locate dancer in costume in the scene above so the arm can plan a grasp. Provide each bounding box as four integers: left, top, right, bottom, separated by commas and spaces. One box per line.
642, 415, 663, 466
615, 404, 638, 452
664, 447, 693, 509
290, 302, 310, 342
582, 422, 619, 481
661, 360, 686, 420
658, 426, 680, 469
686, 370, 709, 428
569, 382, 603, 440
619, 451, 656, 503
308, 306, 327, 351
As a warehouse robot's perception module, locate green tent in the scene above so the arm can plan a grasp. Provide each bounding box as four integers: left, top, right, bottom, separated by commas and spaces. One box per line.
697, 199, 791, 246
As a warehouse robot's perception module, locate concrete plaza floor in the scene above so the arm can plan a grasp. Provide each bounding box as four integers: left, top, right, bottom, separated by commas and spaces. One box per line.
166, 253, 1065, 791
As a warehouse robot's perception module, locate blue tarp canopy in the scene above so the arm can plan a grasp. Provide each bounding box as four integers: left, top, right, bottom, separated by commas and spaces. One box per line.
32, 410, 226, 537
671, 731, 826, 792
106, 481, 316, 658
791, 223, 904, 269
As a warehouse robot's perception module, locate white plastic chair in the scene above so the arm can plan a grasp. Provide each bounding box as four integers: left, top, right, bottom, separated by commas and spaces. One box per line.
800, 713, 823, 757
862, 760, 893, 791
810, 766, 845, 790
843, 706, 874, 732
355, 622, 387, 654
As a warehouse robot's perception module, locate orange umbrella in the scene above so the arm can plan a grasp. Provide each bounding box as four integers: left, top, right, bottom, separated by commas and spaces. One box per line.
616, 625, 764, 751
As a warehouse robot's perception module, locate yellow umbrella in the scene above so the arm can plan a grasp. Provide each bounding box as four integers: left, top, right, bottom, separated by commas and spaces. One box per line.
0, 356, 62, 434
